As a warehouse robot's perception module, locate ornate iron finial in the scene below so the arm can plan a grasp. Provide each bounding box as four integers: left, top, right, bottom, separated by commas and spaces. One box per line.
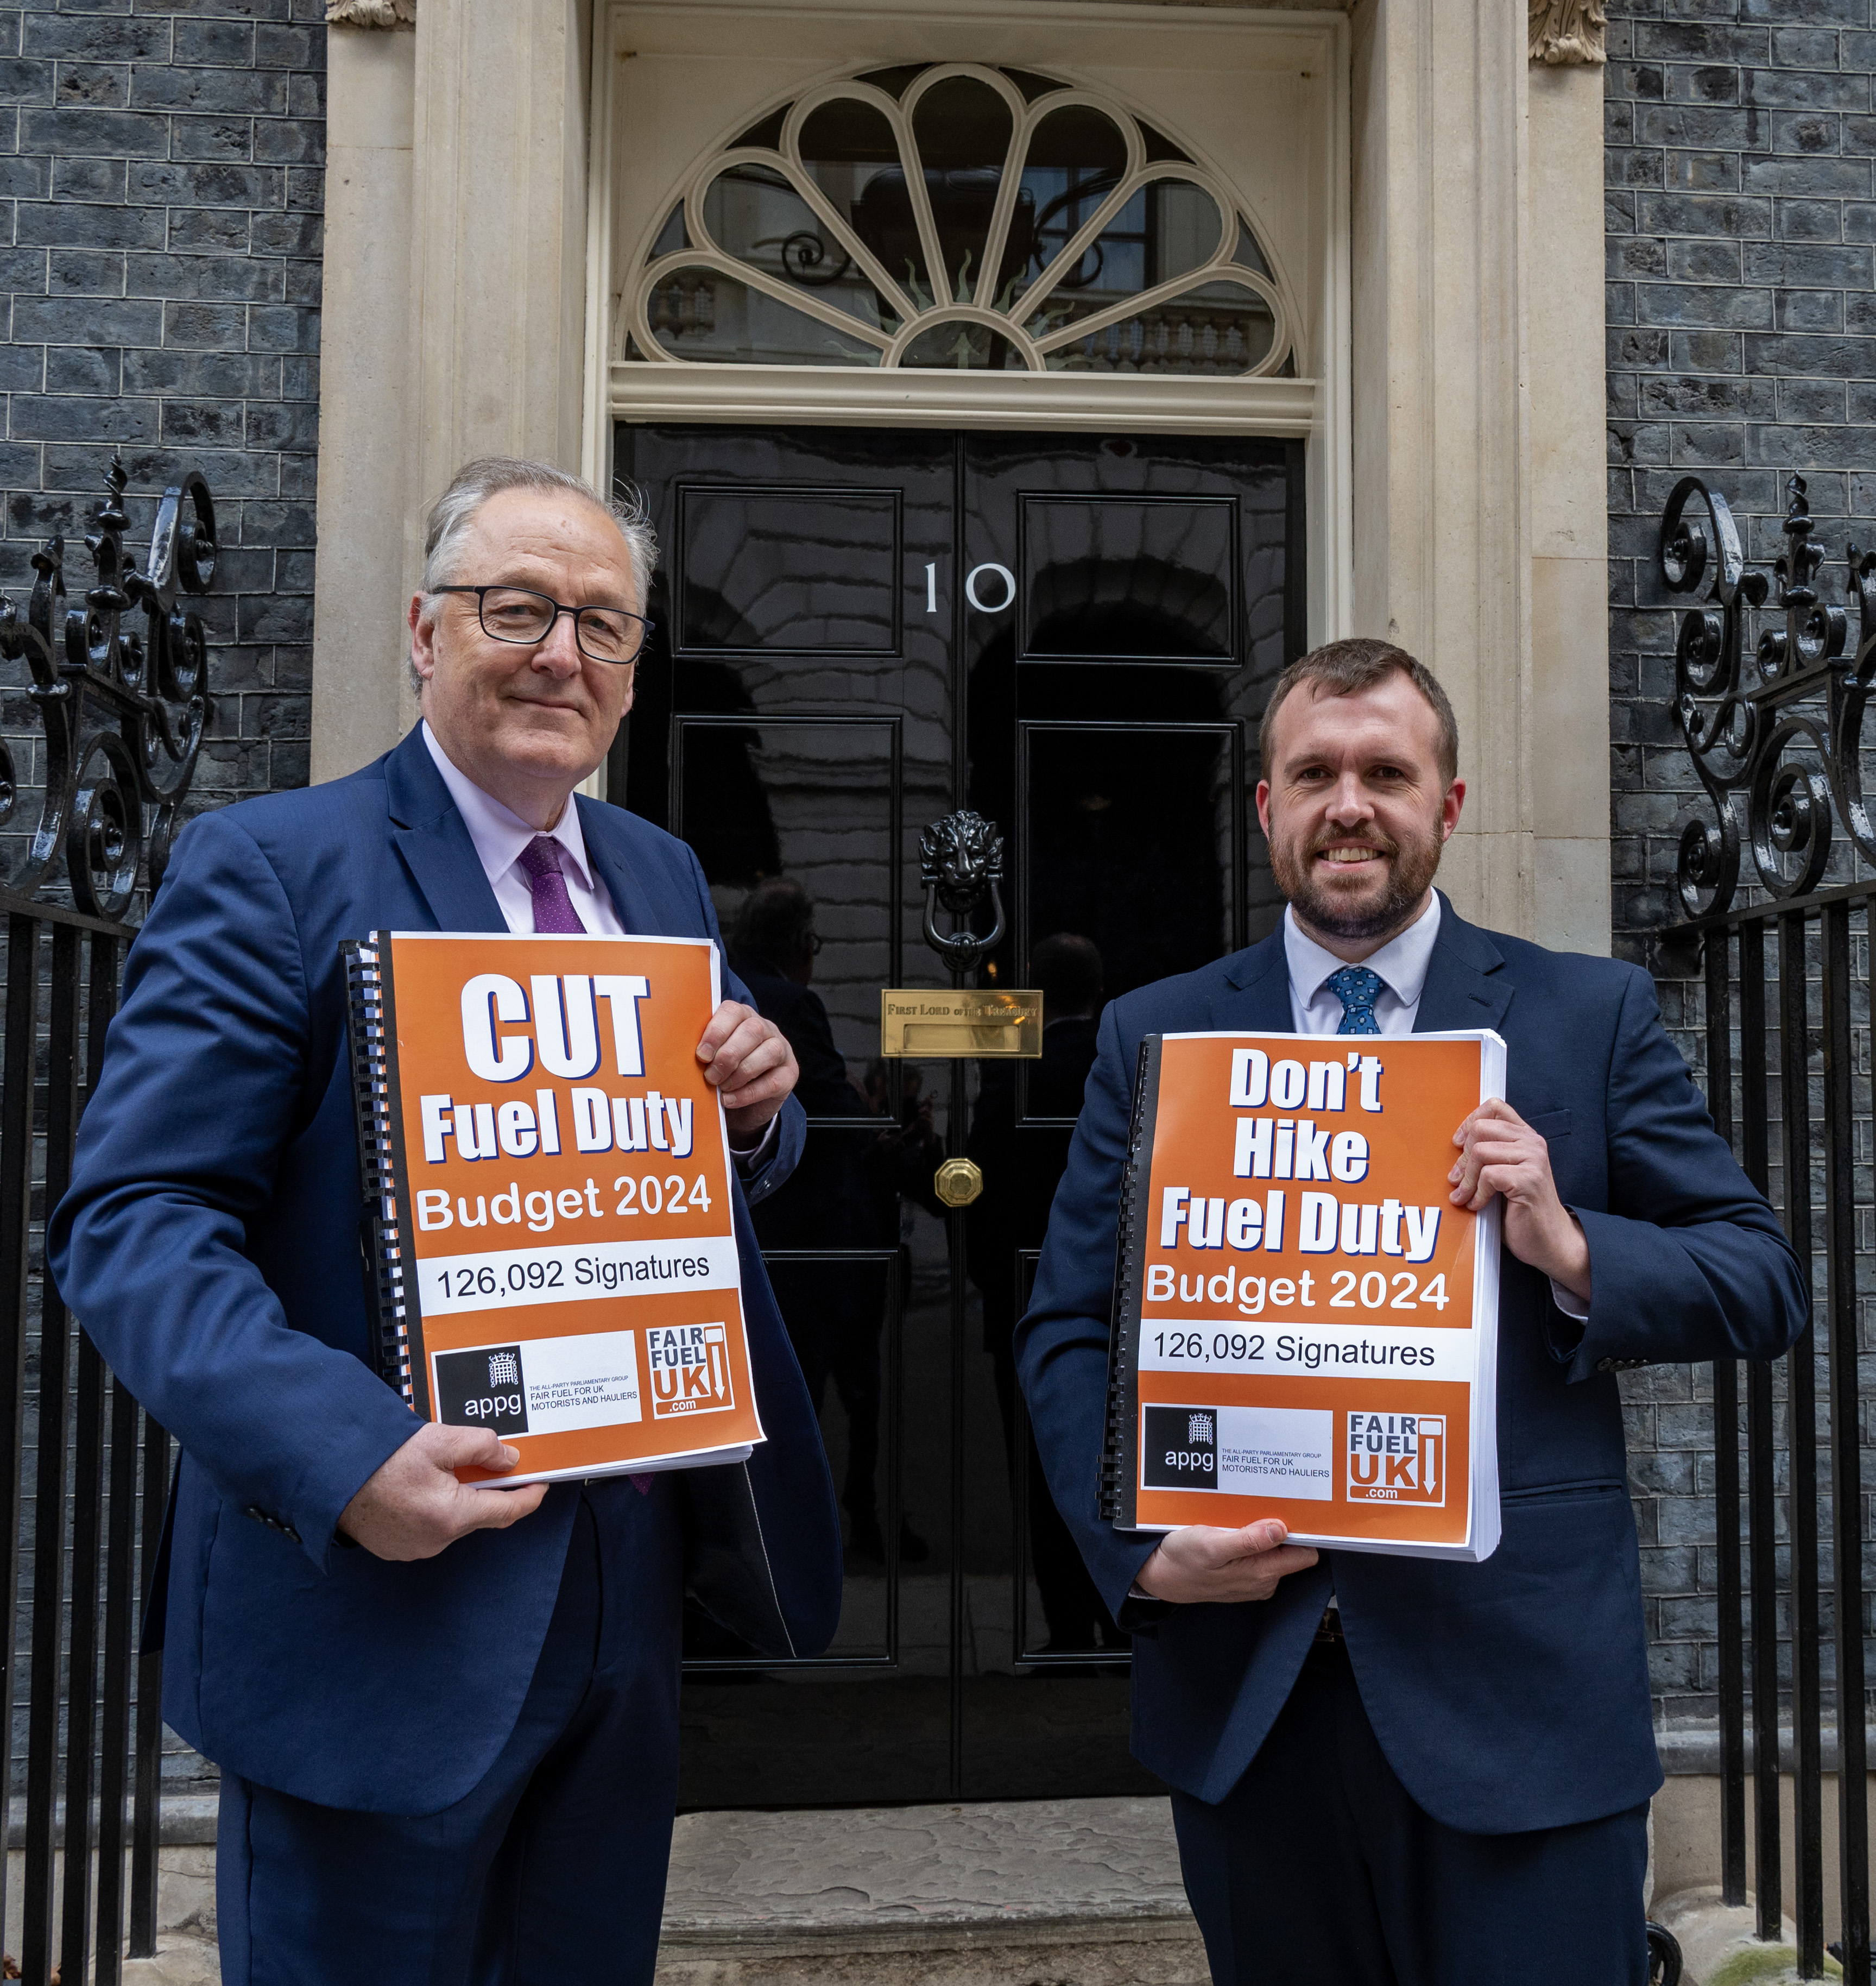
0, 453, 217, 918
1658, 472, 1876, 919
918, 810, 1005, 973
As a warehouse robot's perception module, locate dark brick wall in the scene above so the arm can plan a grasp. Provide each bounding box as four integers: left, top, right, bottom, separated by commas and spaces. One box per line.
0, 0, 326, 823
1607, 0, 1876, 1735
0, 0, 329, 1801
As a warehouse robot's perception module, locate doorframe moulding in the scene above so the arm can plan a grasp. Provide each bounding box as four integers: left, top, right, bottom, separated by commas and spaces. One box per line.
581, 0, 1354, 656
605, 368, 1319, 436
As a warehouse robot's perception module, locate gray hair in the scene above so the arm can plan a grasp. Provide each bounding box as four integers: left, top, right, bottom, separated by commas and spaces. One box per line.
410, 456, 658, 690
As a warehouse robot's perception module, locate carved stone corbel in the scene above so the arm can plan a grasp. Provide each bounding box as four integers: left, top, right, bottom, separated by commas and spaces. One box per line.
1529, 0, 1606, 65
326, 0, 415, 25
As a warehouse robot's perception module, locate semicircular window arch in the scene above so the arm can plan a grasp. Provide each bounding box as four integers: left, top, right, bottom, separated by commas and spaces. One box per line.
625, 63, 1296, 379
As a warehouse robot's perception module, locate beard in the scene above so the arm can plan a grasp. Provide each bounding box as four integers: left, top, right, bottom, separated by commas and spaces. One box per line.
1270, 815, 1445, 944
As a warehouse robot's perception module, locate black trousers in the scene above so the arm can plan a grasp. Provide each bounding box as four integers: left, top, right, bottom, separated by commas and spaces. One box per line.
216, 1481, 684, 1986
1170, 1637, 1649, 1986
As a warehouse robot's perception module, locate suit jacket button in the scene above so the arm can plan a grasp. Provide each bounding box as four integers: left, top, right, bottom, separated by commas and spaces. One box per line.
1594, 1358, 1614, 1374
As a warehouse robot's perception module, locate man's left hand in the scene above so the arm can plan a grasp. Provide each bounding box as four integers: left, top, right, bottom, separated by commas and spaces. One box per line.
697, 1000, 798, 1140
1450, 1098, 1591, 1305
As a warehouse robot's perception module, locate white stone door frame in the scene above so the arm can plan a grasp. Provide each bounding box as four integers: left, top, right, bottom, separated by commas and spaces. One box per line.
582, 0, 1354, 666
310, 0, 1610, 953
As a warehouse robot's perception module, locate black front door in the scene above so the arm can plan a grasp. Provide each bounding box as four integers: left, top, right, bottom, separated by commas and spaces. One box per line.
612, 423, 1304, 1807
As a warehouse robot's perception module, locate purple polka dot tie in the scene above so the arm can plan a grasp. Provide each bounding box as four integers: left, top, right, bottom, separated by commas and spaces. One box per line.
516, 833, 652, 1494
517, 835, 586, 935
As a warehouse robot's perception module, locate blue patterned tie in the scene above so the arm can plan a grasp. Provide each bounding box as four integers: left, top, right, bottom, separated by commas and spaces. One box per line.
1327, 964, 1384, 1036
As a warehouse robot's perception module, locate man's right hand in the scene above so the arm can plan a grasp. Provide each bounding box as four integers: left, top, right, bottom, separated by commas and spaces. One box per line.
1134, 1520, 1319, 1605
338, 1423, 550, 1561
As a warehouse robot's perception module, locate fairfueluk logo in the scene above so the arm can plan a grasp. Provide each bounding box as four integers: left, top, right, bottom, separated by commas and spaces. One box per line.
1346, 1411, 1444, 1506
647, 1322, 733, 1418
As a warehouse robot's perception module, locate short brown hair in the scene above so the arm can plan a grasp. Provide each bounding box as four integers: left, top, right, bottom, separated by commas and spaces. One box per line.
1257, 638, 1459, 784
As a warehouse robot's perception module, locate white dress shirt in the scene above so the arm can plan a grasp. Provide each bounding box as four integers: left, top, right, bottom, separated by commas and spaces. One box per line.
421, 722, 624, 935
1283, 894, 1441, 1035
421, 722, 776, 1163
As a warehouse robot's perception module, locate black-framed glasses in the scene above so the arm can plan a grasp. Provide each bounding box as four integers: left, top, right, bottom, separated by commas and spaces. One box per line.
432, 585, 654, 665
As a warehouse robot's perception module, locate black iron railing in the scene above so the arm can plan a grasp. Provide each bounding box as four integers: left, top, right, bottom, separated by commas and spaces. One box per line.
1659, 472, 1876, 1979
0, 455, 216, 1985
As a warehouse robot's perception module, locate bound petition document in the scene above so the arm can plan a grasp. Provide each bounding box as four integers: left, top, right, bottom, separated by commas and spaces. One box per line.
1098, 1030, 1505, 1562
342, 931, 765, 1486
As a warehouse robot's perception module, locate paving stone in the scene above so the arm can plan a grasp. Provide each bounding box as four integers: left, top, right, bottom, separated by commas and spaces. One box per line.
656, 1797, 1206, 1986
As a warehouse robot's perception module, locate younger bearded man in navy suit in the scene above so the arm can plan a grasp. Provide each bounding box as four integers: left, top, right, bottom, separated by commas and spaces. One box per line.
1016, 639, 1806, 1984
50, 459, 843, 1984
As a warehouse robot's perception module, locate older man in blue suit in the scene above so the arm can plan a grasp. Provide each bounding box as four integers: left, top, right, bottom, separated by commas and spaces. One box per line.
49, 457, 843, 1985
1017, 639, 1806, 1985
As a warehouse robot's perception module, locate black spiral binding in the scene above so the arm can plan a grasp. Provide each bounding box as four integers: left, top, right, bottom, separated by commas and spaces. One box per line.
1097, 1036, 1159, 1523
342, 937, 415, 1407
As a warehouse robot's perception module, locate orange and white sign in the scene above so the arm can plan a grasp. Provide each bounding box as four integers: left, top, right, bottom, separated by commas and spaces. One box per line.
1127, 1030, 1504, 1561
371, 931, 764, 1486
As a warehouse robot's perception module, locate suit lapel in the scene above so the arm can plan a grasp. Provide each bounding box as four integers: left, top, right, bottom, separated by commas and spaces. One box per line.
1212, 929, 1295, 1031
1413, 891, 1514, 1037
382, 727, 507, 933
576, 797, 674, 939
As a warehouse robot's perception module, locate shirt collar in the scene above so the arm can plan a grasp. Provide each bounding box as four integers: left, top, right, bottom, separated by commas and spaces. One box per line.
1283, 893, 1442, 1010
420, 721, 597, 893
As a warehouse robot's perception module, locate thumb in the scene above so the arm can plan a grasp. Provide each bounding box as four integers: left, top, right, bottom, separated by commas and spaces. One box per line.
425, 1422, 521, 1473
1239, 1518, 1290, 1554
461, 1479, 549, 1530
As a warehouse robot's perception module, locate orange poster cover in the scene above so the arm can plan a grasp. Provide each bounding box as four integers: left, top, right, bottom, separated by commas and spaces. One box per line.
1097, 1030, 1505, 1561
342, 931, 765, 1487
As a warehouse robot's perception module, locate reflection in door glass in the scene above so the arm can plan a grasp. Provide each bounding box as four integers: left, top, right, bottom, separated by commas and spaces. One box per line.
644, 265, 886, 367
675, 718, 898, 1062
1022, 724, 1239, 1004
993, 103, 1129, 307
700, 162, 904, 338
909, 75, 1015, 303
1020, 496, 1236, 660
1024, 179, 1226, 332
678, 489, 901, 652
1039, 277, 1274, 376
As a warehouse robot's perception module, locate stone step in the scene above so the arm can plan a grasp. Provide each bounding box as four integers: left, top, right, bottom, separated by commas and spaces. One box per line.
0, 1795, 1207, 1984
654, 1795, 1207, 1986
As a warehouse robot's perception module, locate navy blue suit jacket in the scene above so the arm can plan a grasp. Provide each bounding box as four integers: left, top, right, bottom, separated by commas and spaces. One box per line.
48, 727, 842, 1814
1016, 897, 1806, 1833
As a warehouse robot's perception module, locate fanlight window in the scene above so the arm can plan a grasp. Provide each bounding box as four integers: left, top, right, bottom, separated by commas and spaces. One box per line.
625, 64, 1294, 377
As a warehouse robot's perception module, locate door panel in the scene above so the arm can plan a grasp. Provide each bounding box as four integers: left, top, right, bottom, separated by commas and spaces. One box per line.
1017, 493, 1237, 661
676, 486, 904, 654
612, 422, 1302, 1807
1018, 720, 1245, 1010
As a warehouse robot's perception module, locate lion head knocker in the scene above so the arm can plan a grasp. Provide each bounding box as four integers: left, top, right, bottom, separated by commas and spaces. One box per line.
919, 810, 1006, 973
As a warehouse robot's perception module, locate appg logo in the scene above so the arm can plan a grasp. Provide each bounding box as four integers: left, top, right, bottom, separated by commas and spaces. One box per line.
1141, 1404, 1218, 1489
646, 1322, 734, 1418
1345, 1411, 1444, 1506
433, 1343, 529, 1437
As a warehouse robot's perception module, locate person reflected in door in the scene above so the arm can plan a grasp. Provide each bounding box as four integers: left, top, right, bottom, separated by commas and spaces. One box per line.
730, 878, 927, 1565
967, 932, 1121, 1659
1017, 639, 1808, 1985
